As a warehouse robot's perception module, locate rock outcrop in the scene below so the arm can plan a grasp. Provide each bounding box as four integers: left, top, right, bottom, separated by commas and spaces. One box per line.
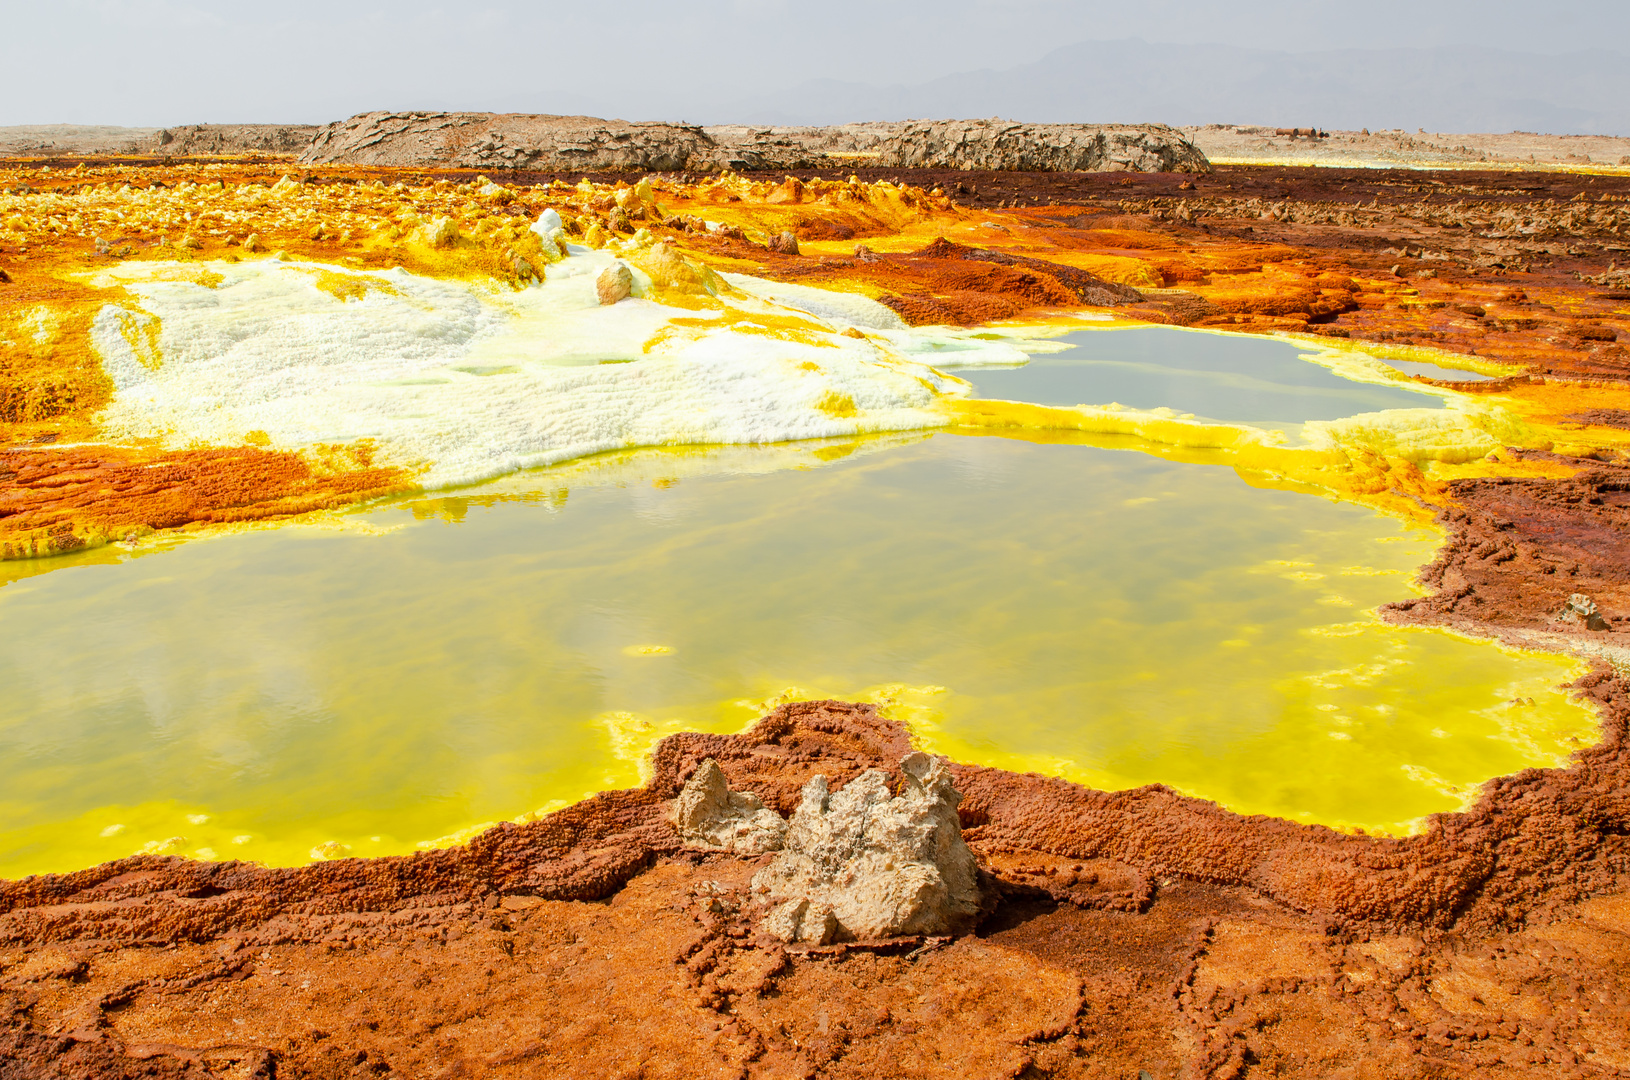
0, 124, 320, 158
1557, 592, 1611, 631
752, 752, 985, 941
703, 120, 1210, 173
878, 119, 1209, 173
669, 758, 788, 855
298, 112, 716, 171
296, 112, 1209, 174
5, 115, 1209, 172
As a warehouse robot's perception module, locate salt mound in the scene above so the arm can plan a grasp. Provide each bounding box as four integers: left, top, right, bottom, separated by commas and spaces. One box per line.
85, 251, 1037, 490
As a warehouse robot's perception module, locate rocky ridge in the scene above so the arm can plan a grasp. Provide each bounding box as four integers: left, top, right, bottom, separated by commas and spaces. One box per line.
702, 119, 1211, 173
296, 112, 1210, 173
298, 112, 714, 171
0, 124, 318, 158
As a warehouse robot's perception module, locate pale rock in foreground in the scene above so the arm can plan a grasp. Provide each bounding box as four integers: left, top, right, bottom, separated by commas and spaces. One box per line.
670, 758, 788, 855
596, 261, 633, 305
753, 752, 984, 941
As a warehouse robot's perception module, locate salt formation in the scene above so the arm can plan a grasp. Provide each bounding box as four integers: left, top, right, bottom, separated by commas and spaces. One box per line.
595, 261, 632, 305
666, 753, 985, 940
1557, 592, 1611, 631
760, 898, 839, 946
752, 752, 985, 941
85, 254, 1012, 490
669, 759, 788, 855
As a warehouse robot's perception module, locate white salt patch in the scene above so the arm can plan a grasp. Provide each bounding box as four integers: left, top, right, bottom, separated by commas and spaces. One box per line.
532, 209, 564, 237
88, 255, 964, 490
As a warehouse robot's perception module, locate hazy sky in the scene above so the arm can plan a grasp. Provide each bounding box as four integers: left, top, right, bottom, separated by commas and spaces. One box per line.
3, 0, 1627, 127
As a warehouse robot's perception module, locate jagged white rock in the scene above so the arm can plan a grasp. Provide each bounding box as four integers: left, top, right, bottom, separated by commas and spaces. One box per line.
670, 758, 788, 855
752, 752, 983, 940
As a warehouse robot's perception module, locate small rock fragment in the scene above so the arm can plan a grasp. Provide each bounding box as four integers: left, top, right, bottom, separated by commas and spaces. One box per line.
242, 233, 261, 252
768, 231, 800, 256
669, 758, 787, 854
762, 899, 837, 945
1557, 593, 1610, 631
530, 208, 564, 243
421, 217, 460, 247
596, 262, 634, 305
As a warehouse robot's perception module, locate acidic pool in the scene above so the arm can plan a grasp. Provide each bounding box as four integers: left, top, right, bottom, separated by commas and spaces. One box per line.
949, 326, 1444, 426
0, 430, 1593, 878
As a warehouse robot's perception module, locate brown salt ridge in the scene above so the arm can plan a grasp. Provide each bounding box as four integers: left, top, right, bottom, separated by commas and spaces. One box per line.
2, 698, 1628, 1077
0, 444, 413, 559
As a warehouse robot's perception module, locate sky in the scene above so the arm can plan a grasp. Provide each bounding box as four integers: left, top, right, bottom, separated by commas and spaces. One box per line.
2, 0, 1627, 129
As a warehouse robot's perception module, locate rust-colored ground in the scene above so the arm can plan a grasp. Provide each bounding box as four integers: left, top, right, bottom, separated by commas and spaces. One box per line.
6, 161, 1630, 1078
3, 699, 1628, 1079
0, 443, 409, 559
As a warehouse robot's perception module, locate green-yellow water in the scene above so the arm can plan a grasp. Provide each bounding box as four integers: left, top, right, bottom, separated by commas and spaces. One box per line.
0, 430, 1595, 878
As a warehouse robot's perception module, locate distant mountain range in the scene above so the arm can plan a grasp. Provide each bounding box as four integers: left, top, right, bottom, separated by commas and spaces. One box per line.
485, 39, 1630, 136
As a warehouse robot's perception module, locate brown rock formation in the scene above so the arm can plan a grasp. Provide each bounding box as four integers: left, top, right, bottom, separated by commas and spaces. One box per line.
296, 112, 1211, 174
1385, 456, 1630, 638
703, 120, 1212, 174
0, 124, 320, 159
298, 112, 716, 171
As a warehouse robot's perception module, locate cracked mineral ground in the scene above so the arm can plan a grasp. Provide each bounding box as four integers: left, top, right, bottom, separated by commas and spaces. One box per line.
3, 152, 1630, 1079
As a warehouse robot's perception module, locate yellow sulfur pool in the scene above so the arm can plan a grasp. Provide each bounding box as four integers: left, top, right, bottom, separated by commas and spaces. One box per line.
0, 426, 1594, 878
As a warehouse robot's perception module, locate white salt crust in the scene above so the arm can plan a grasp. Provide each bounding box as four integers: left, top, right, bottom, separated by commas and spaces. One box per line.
85, 251, 1042, 490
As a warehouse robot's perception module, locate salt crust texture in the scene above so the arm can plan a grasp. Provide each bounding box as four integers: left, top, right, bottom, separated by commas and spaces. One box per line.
751, 751, 985, 941
671, 752, 985, 941
84, 251, 1043, 490
81, 246, 1527, 499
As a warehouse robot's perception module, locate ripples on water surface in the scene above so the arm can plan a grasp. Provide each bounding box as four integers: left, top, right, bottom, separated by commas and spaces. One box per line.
0, 327, 1593, 877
